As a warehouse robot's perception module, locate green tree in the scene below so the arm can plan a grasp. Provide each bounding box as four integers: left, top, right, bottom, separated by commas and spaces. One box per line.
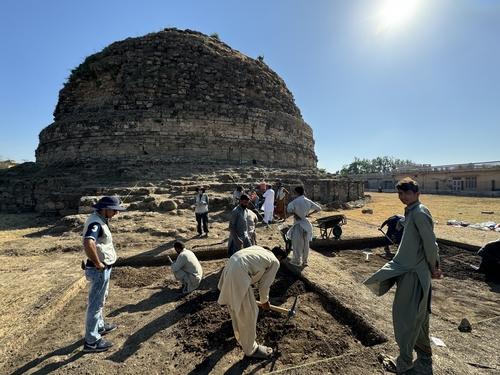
339, 156, 415, 175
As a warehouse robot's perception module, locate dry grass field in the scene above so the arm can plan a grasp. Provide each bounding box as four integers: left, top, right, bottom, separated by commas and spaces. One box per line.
339, 192, 500, 246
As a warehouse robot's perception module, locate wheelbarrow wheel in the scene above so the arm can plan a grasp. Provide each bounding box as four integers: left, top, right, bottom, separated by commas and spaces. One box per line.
333, 225, 342, 240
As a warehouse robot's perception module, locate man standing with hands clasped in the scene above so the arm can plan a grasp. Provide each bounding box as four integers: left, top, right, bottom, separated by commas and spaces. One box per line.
194, 186, 209, 237
364, 178, 442, 374
82, 196, 126, 353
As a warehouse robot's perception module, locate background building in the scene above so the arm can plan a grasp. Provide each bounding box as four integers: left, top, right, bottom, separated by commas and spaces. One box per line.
359, 161, 500, 197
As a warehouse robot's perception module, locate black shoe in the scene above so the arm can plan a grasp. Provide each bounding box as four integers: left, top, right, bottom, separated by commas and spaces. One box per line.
98, 322, 117, 335
83, 338, 113, 353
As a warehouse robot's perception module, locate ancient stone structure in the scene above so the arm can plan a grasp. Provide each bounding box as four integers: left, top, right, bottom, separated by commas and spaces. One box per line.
36, 28, 317, 169
0, 28, 364, 215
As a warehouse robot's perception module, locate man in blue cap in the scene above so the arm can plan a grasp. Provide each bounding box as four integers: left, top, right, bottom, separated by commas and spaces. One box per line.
82, 196, 126, 352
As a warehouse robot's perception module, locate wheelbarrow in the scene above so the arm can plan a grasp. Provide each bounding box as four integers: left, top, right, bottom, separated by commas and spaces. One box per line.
315, 214, 347, 240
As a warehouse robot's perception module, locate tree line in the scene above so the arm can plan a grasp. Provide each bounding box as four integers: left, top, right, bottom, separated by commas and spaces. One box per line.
338, 156, 415, 176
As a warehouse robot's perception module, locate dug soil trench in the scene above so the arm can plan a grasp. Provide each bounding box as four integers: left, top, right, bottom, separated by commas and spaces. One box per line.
4, 260, 385, 375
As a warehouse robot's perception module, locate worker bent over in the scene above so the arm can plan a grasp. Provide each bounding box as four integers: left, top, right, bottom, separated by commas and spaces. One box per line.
217, 245, 288, 359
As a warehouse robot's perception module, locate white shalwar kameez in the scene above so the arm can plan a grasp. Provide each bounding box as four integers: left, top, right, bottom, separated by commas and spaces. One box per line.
171, 249, 203, 293
217, 246, 280, 355
262, 188, 275, 224
286, 195, 322, 266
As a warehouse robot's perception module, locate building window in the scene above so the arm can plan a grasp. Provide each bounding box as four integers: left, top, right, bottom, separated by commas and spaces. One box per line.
465, 177, 477, 190
452, 177, 464, 191
435, 181, 439, 190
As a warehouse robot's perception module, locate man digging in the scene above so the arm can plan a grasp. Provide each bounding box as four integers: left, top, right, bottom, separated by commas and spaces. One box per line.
218, 245, 288, 359
82, 196, 126, 353
364, 178, 442, 374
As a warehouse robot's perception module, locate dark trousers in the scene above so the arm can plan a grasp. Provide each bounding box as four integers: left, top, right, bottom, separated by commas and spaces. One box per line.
196, 212, 209, 234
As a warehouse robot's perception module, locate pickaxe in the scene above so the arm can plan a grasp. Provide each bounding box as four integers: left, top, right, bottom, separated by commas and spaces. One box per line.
257, 296, 298, 321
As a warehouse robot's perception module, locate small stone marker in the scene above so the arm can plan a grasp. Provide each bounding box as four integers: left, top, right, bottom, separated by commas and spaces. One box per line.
458, 318, 472, 332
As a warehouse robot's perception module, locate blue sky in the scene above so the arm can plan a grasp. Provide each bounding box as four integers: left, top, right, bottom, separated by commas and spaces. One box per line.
1, 0, 499, 172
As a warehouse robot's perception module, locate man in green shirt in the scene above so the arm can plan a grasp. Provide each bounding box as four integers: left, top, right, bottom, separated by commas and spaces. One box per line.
364, 177, 442, 374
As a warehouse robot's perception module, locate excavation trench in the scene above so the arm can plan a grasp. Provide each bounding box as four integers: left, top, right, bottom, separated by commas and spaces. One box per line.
5, 242, 395, 374
108, 260, 386, 374
114, 247, 388, 352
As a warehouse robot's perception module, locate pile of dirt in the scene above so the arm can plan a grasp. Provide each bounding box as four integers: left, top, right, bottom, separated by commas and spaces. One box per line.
174, 291, 233, 353
172, 271, 363, 370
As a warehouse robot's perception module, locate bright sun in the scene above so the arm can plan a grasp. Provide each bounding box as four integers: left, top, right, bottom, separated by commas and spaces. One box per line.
377, 0, 421, 33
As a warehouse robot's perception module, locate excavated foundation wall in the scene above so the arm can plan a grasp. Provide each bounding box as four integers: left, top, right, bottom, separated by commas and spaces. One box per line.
0, 165, 364, 215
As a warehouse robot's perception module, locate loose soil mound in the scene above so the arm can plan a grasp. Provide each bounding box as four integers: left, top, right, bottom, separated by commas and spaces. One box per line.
172, 270, 365, 373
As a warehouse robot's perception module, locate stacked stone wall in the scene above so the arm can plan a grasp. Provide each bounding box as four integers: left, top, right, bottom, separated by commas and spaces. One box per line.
36, 28, 317, 169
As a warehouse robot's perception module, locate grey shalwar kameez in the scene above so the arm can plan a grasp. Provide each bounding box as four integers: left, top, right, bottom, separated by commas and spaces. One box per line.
228, 205, 252, 257
364, 201, 440, 372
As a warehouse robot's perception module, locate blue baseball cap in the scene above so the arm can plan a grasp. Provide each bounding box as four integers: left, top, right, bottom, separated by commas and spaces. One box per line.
92, 196, 126, 211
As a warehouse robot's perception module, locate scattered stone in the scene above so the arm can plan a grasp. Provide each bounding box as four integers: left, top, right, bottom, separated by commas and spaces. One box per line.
158, 200, 178, 212
362, 208, 373, 214
458, 318, 472, 332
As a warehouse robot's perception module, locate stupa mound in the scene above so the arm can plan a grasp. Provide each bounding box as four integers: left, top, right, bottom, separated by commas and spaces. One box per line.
36, 28, 317, 169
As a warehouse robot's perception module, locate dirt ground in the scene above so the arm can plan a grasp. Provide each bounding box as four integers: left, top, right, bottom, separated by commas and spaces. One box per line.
2, 261, 382, 374
0, 192, 499, 374
302, 245, 500, 374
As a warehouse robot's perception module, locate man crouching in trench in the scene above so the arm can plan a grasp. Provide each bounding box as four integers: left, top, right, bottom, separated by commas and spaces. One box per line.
217, 245, 288, 359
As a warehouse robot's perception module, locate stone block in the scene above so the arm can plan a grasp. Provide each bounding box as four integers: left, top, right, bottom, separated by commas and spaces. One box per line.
158, 199, 178, 212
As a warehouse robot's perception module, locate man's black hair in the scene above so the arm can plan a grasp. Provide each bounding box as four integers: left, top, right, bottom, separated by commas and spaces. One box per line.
271, 245, 289, 259
396, 177, 419, 193
294, 186, 305, 195
240, 194, 250, 201
174, 241, 185, 250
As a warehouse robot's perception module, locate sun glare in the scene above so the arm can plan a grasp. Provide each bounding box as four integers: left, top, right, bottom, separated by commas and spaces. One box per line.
377, 0, 421, 33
